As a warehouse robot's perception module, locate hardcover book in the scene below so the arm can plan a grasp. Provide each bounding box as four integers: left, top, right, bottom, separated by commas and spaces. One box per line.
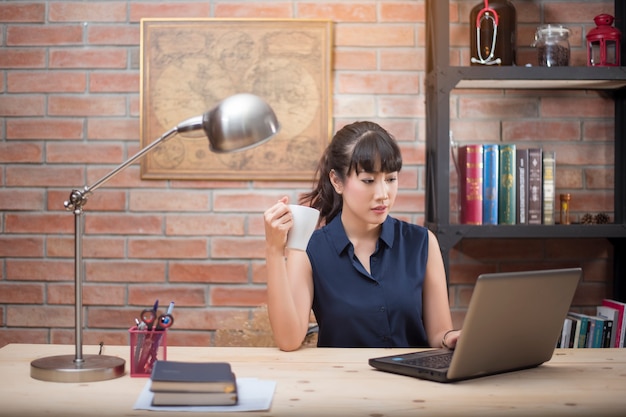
482, 144, 499, 225
458, 144, 483, 225
527, 148, 542, 225
498, 144, 516, 224
152, 390, 238, 406
516, 148, 529, 224
596, 305, 619, 348
601, 299, 626, 347
150, 361, 237, 393
542, 151, 556, 225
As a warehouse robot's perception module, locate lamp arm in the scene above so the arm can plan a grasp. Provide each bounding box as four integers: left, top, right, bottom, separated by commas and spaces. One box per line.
64, 126, 178, 212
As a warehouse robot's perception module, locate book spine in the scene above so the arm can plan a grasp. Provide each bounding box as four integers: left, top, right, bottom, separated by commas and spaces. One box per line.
516, 148, 529, 224
498, 144, 516, 224
527, 148, 543, 225
542, 151, 556, 225
482, 144, 499, 225
459, 145, 483, 225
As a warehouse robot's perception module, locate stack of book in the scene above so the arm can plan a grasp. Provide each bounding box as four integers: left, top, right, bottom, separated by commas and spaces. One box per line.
149, 360, 238, 406
457, 144, 556, 225
559, 298, 626, 348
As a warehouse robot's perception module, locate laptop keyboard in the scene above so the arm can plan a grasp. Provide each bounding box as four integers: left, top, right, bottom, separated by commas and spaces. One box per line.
402, 352, 453, 369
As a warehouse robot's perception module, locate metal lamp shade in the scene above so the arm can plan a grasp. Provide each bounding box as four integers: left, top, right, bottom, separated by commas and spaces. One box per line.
202, 93, 280, 153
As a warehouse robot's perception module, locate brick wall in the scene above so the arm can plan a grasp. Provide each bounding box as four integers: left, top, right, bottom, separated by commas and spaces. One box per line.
0, 0, 616, 348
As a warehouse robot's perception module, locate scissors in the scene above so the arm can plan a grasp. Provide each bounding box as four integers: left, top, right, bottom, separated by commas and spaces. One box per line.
140, 300, 175, 330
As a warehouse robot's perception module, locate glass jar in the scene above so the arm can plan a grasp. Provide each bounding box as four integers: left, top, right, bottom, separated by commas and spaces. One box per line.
534, 25, 571, 67
470, 0, 517, 66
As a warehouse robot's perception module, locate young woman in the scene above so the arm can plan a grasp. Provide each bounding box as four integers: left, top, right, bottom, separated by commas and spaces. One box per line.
263, 121, 460, 351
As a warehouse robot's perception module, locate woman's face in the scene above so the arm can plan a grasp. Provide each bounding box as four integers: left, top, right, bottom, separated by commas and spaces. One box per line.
336, 166, 398, 226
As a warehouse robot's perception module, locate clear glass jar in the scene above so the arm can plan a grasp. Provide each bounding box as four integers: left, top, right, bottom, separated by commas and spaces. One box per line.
534, 25, 570, 67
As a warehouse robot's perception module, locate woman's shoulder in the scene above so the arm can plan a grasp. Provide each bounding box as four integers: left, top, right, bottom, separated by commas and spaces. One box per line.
388, 216, 430, 240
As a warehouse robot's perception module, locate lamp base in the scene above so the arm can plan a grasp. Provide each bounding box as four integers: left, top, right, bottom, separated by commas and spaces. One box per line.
30, 354, 125, 382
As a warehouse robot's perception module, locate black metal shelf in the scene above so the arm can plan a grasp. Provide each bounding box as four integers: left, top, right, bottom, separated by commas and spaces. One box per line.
425, 0, 626, 301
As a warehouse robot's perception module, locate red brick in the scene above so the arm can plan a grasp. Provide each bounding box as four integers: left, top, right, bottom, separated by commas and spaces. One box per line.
128, 284, 206, 308
166, 214, 245, 236
49, 2, 127, 22
543, 2, 614, 24
5, 213, 73, 234
0, 142, 43, 163
128, 238, 208, 259
130, 2, 213, 21
379, 96, 425, 118
47, 189, 127, 212
0, 283, 44, 303
85, 214, 163, 235
0, 329, 49, 348
0, 48, 46, 68
130, 190, 209, 212
380, 1, 425, 22
50, 47, 127, 69
7, 118, 84, 140
333, 96, 377, 117
47, 283, 127, 306
297, 2, 376, 21
48, 95, 127, 117
47, 236, 127, 259
87, 118, 139, 140
169, 262, 249, 284
87, 25, 140, 45
6, 259, 73, 281
86, 261, 167, 283
210, 286, 267, 307
89, 72, 139, 93
8, 71, 87, 93
337, 72, 420, 94
211, 237, 265, 260
503, 120, 581, 142
175, 309, 249, 331
585, 168, 614, 190
6, 165, 84, 187
213, 3, 291, 18
46, 142, 124, 164
335, 24, 415, 47
0, 3, 45, 22
0, 95, 45, 116
0, 236, 44, 257
541, 96, 613, 118
7, 24, 83, 46
380, 49, 426, 71
334, 49, 377, 70
6, 305, 74, 327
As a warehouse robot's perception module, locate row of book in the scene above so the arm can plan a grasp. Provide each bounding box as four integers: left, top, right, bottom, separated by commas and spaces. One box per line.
457, 144, 556, 225
558, 298, 626, 349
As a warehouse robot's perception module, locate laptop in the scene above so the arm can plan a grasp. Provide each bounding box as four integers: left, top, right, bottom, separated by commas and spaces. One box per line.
369, 267, 582, 383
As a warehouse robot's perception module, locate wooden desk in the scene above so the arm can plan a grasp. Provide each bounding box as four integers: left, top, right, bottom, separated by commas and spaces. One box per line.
0, 344, 624, 416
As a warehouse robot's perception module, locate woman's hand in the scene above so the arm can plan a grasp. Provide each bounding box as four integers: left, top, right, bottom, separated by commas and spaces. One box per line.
263, 196, 292, 253
442, 329, 461, 350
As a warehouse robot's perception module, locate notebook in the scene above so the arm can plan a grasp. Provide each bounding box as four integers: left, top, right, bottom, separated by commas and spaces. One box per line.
369, 267, 582, 383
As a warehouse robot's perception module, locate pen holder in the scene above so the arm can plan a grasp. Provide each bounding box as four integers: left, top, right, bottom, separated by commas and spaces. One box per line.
129, 326, 167, 377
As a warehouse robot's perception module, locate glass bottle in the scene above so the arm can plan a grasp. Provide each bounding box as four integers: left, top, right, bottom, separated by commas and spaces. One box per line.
470, 0, 517, 66
559, 193, 571, 225
535, 25, 571, 67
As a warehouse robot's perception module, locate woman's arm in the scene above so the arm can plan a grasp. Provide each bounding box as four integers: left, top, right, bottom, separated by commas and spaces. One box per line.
422, 230, 461, 349
264, 198, 314, 351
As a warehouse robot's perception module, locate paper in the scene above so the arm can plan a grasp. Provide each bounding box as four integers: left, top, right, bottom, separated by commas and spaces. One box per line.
133, 378, 276, 412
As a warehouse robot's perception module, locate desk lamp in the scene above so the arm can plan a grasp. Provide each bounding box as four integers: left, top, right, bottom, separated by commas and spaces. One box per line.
30, 93, 280, 382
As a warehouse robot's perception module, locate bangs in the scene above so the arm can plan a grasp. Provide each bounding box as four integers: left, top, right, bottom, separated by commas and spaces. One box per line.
349, 131, 402, 174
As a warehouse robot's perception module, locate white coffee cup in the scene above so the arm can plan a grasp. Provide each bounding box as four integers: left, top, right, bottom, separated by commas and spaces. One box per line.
286, 204, 320, 251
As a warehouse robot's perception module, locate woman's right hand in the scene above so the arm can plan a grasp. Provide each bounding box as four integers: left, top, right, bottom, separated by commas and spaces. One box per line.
263, 196, 292, 253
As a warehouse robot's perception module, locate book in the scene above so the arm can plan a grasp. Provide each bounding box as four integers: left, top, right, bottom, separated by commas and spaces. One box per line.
596, 305, 619, 348
601, 299, 626, 347
482, 144, 499, 225
150, 361, 237, 393
498, 144, 516, 224
559, 317, 573, 348
458, 144, 483, 224
542, 151, 556, 225
516, 148, 529, 224
152, 390, 238, 406
527, 148, 543, 224
567, 312, 590, 348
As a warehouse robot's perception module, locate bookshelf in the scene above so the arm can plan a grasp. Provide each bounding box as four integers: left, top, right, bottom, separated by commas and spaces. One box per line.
424, 0, 626, 301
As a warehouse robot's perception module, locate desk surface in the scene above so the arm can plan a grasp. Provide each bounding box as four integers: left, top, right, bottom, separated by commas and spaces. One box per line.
0, 344, 624, 416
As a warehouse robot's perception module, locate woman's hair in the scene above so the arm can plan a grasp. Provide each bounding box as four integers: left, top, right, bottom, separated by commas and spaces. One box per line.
299, 121, 402, 225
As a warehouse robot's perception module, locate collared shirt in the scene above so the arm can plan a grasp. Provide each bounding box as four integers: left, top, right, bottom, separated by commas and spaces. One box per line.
307, 214, 429, 348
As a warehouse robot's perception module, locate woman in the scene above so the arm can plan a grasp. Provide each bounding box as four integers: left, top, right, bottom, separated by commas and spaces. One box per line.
264, 121, 460, 351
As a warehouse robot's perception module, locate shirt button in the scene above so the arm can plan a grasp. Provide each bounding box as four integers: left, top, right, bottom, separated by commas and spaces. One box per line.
379, 306, 386, 312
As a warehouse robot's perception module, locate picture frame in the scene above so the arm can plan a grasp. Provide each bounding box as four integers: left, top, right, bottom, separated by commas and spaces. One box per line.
139, 18, 333, 181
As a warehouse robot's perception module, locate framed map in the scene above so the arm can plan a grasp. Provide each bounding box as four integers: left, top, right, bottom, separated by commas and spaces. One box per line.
140, 18, 333, 181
